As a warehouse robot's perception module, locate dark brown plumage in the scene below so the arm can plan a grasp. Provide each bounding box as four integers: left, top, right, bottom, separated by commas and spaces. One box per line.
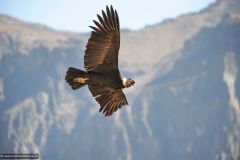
65, 5, 135, 116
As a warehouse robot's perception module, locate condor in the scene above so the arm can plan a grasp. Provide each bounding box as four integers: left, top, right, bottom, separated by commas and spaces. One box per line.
65, 5, 135, 116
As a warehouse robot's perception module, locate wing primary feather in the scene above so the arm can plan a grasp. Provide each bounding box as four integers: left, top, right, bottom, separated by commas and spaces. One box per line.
102, 10, 111, 30
110, 6, 116, 30
109, 101, 118, 115
93, 20, 107, 33
99, 106, 104, 112
115, 10, 120, 31
89, 26, 102, 33
107, 101, 114, 115
101, 97, 110, 107
106, 6, 114, 30
103, 104, 109, 115
113, 104, 119, 112
114, 101, 121, 113
97, 14, 109, 30
104, 101, 114, 116
99, 98, 108, 112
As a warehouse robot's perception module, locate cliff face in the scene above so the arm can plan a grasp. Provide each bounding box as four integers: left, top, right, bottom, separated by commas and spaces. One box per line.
0, 0, 240, 159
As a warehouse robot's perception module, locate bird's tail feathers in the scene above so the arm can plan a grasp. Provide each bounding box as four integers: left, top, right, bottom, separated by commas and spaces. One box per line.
65, 67, 89, 90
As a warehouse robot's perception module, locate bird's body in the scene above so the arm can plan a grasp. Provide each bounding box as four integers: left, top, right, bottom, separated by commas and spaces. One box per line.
89, 72, 124, 89
65, 5, 135, 116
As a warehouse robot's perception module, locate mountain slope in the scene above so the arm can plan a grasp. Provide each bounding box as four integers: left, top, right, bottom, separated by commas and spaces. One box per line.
0, 0, 240, 159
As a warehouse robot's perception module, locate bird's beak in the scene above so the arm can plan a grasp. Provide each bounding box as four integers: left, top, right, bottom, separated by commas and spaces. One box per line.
131, 80, 135, 85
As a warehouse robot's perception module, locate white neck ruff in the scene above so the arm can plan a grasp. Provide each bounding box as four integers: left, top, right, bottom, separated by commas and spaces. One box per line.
122, 77, 127, 86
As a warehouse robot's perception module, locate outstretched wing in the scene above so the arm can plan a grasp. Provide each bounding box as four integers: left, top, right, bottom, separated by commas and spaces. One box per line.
89, 85, 128, 116
84, 5, 120, 73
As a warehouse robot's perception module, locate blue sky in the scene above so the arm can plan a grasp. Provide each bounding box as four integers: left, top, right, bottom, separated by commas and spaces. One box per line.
0, 0, 216, 33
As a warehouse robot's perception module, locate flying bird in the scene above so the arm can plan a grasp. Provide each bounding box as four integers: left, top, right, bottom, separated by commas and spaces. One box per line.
65, 5, 135, 116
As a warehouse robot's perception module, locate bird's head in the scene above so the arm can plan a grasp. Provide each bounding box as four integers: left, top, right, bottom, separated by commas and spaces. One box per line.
122, 77, 135, 88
